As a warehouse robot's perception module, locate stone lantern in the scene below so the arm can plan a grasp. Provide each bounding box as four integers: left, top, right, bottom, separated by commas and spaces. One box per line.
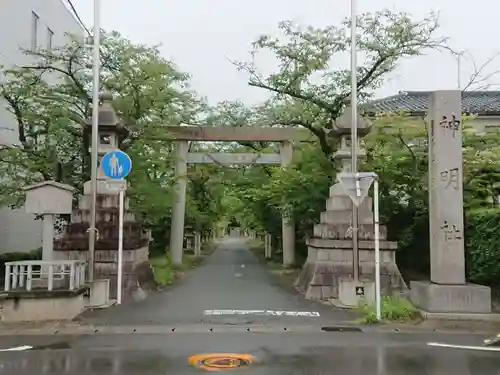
82, 93, 129, 196
328, 98, 372, 172
53, 93, 151, 304
295, 99, 405, 304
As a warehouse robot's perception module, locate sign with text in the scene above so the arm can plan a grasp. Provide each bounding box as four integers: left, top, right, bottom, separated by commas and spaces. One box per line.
427, 91, 465, 284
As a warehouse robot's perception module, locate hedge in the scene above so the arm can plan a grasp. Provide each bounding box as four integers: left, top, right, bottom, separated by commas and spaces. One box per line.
466, 208, 500, 287
0, 248, 42, 278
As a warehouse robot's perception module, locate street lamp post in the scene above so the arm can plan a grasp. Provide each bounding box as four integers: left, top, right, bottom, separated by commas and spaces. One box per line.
88, 0, 101, 282
455, 51, 466, 90
350, 0, 360, 281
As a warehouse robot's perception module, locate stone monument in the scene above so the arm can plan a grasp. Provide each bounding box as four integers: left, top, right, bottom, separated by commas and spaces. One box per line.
54, 93, 153, 302
410, 90, 491, 313
295, 100, 406, 303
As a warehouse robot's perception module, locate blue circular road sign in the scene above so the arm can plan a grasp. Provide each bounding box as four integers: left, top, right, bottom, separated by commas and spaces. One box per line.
101, 150, 132, 179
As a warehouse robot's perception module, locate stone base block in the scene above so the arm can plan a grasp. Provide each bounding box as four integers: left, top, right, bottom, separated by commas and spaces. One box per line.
410, 280, 491, 313
338, 279, 375, 307
295, 258, 406, 301
86, 279, 110, 308
54, 247, 154, 302
0, 288, 87, 322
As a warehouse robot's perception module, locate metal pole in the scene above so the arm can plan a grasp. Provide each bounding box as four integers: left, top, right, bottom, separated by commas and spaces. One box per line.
374, 178, 381, 321
117, 188, 124, 304
350, 0, 359, 281
88, 0, 101, 282
457, 53, 461, 89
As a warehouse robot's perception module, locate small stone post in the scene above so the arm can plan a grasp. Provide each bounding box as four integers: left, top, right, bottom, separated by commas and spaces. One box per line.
194, 232, 201, 257
265, 233, 272, 259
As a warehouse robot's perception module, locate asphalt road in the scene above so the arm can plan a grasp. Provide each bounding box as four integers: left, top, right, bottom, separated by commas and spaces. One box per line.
81, 236, 354, 327
0, 331, 499, 374
0, 237, 498, 374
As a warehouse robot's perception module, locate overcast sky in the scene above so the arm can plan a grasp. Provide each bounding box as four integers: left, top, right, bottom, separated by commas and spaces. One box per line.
69, 0, 499, 105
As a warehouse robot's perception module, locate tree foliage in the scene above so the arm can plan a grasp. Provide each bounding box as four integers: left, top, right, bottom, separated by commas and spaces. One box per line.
235, 10, 447, 156
0, 31, 205, 250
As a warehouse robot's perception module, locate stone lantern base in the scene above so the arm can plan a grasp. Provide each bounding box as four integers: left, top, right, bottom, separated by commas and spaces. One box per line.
54, 193, 154, 302
294, 183, 407, 303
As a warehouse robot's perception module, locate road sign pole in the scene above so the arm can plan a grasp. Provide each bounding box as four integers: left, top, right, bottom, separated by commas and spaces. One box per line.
350, 0, 359, 283
88, 0, 101, 282
374, 177, 381, 321
117, 188, 124, 305
100, 150, 132, 304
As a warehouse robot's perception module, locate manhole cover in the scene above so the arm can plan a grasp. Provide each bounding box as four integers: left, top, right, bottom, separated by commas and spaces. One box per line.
188, 353, 255, 371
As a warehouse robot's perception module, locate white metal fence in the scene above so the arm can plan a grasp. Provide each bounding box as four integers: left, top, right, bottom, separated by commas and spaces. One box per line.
4, 260, 86, 292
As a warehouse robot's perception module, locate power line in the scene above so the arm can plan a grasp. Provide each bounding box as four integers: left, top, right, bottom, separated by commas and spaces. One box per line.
66, 0, 91, 36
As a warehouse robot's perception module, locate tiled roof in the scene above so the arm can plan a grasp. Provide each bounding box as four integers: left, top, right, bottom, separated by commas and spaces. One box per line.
363, 91, 500, 116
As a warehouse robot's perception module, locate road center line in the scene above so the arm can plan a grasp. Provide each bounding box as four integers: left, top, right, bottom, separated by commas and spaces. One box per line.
204, 309, 320, 317
427, 342, 500, 351
0, 345, 33, 352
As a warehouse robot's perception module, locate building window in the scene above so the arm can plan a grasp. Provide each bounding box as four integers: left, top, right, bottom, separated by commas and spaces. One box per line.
47, 28, 54, 51
31, 11, 39, 50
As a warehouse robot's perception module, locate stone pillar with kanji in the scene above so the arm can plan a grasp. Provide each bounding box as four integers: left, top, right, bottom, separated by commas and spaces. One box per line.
410, 90, 491, 313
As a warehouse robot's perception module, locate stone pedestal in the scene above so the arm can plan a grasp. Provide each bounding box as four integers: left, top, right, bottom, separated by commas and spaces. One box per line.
295, 184, 406, 301
87, 279, 111, 308
410, 281, 491, 313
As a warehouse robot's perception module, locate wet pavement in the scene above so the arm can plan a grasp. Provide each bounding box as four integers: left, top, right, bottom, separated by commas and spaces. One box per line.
81, 237, 353, 327
0, 331, 499, 374
0, 238, 499, 374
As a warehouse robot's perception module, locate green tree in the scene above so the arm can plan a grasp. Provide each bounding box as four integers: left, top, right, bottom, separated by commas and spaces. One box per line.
235, 10, 447, 157
0, 31, 203, 244
362, 112, 500, 276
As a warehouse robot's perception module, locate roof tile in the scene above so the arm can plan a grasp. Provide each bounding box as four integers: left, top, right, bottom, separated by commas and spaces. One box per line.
363, 91, 500, 115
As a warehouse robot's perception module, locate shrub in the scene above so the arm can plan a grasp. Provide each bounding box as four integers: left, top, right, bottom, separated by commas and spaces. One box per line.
466, 208, 500, 286
149, 254, 173, 286
356, 296, 420, 324
0, 248, 42, 278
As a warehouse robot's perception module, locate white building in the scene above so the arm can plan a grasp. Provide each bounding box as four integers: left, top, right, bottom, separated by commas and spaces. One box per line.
0, 0, 84, 253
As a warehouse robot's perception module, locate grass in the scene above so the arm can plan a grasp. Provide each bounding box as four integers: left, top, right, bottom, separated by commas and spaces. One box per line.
149, 254, 174, 286
355, 295, 421, 324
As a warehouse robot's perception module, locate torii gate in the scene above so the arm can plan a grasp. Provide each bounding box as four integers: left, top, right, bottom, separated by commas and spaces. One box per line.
165, 125, 311, 266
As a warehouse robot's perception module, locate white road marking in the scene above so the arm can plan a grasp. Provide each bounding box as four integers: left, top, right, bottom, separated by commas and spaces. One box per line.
427, 342, 500, 351
0, 345, 33, 352
241, 265, 246, 268
234, 273, 242, 278
204, 309, 320, 317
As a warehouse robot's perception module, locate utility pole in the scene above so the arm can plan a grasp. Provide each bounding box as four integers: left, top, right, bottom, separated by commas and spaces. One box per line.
452, 50, 466, 90
350, 0, 360, 281
88, 0, 101, 282
457, 52, 462, 89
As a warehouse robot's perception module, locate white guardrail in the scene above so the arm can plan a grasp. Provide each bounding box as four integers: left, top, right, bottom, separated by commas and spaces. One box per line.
4, 260, 86, 292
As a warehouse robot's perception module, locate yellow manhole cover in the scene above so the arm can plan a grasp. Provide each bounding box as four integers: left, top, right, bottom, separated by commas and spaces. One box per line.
188, 353, 255, 371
